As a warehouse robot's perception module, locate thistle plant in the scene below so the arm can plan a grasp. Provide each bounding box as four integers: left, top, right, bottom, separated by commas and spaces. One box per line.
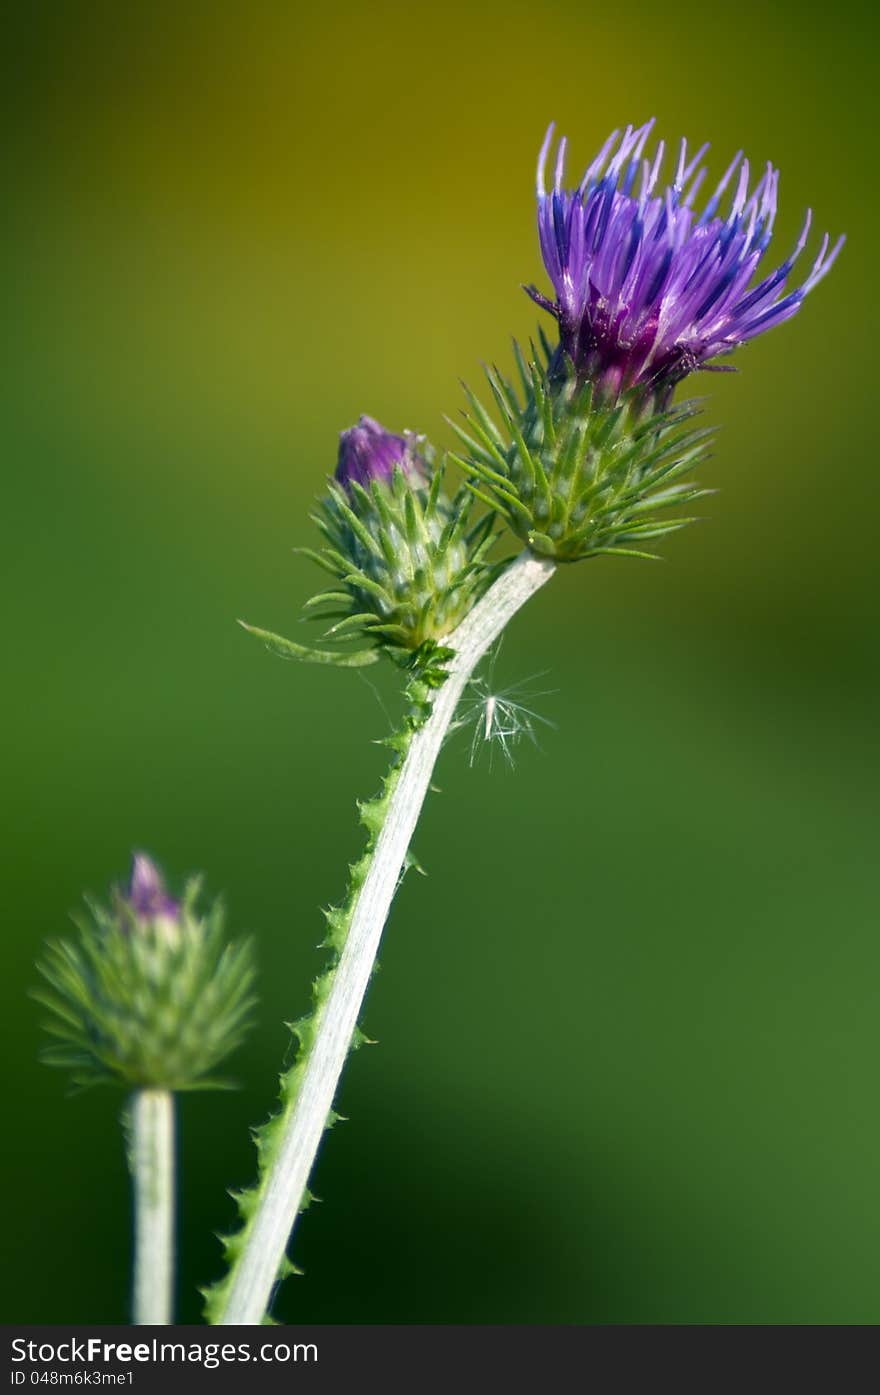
36, 117, 841, 1326
201, 119, 841, 1325
35, 855, 256, 1323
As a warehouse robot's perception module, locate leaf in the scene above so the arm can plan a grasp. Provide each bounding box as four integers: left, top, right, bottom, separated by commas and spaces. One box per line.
237, 621, 380, 667
589, 545, 663, 561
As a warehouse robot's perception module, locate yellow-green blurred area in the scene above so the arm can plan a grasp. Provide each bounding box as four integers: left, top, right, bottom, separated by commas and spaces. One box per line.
2, 0, 877, 1323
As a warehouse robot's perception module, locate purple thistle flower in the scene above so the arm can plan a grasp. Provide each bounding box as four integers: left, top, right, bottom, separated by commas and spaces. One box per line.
335, 415, 427, 491
527, 119, 844, 401
127, 853, 179, 922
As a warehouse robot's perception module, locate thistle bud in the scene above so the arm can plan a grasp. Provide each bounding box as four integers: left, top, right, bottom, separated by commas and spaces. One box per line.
303, 414, 496, 656
35, 855, 256, 1091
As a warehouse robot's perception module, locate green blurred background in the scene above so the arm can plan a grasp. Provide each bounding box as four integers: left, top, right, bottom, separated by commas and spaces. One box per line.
2, 0, 877, 1324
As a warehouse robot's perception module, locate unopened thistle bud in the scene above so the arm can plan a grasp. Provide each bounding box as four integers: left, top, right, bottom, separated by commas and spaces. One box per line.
454, 120, 842, 563
301, 415, 497, 658
35, 855, 256, 1091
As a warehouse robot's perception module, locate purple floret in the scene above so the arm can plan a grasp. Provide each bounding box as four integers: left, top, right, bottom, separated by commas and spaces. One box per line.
528, 120, 843, 401
128, 853, 179, 921
335, 415, 426, 491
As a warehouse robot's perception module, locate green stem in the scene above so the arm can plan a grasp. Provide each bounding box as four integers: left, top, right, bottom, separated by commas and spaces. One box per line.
206, 551, 555, 1325
131, 1088, 175, 1325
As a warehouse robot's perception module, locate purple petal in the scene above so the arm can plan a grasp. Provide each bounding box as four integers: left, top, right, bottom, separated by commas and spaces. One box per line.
128, 854, 179, 921
528, 121, 843, 400
335, 415, 426, 491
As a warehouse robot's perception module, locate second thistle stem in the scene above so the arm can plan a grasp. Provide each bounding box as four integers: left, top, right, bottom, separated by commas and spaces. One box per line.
217, 550, 555, 1325
131, 1088, 175, 1325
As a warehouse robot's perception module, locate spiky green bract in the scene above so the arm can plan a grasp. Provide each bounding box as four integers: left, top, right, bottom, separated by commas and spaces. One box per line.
35, 877, 257, 1091
450, 343, 714, 563
303, 456, 498, 657
201, 667, 438, 1322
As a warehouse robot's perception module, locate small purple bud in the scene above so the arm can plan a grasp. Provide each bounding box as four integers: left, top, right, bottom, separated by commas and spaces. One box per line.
128, 853, 180, 922
335, 415, 426, 491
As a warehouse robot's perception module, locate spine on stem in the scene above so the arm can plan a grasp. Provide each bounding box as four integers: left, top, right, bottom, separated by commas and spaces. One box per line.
201, 674, 429, 1325
205, 551, 555, 1326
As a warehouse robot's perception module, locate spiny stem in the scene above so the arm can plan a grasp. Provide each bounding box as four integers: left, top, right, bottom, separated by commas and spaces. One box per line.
216, 550, 555, 1325
131, 1089, 175, 1325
